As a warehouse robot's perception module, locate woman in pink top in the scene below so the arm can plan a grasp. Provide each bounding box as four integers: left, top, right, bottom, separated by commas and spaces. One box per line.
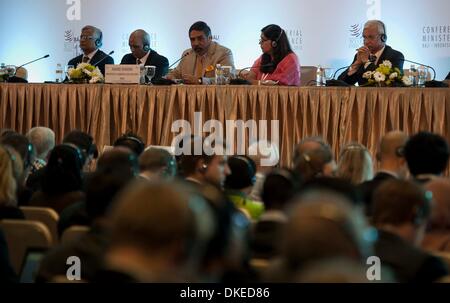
244, 24, 300, 86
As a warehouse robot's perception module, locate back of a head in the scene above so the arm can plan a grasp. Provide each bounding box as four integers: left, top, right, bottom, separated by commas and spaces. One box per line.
85, 171, 134, 221
113, 133, 145, 156
139, 147, 176, 177
108, 181, 194, 254
379, 130, 408, 160
0, 133, 35, 169
404, 131, 450, 176
0, 145, 21, 206
63, 130, 97, 162
425, 178, 450, 229
294, 142, 333, 182
224, 156, 256, 190
96, 147, 139, 179
301, 176, 362, 206
26, 127, 55, 159
282, 189, 374, 269
372, 179, 432, 227
337, 143, 373, 185
261, 168, 301, 210
42, 144, 83, 194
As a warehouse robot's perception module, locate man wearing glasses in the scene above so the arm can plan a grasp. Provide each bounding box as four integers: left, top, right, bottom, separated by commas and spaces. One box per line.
166, 21, 234, 84
67, 25, 114, 76
338, 20, 404, 86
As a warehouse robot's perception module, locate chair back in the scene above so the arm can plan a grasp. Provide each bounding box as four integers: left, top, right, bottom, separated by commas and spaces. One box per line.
60, 225, 90, 245
20, 206, 59, 243
300, 66, 317, 86
0, 219, 53, 273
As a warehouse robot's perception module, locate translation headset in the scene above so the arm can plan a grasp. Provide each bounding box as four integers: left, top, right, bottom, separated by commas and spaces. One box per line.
95, 31, 103, 48
271, 27, 284, 48
413, 190, 432, 226
234, 155, 257, 185
61, 143, 85, 169
377, 20, 387, 43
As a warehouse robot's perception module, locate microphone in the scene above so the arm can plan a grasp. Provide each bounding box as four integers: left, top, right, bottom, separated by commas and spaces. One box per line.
168, 51, 190, 69
91, 50, 114, 67
325, 65, 352, 87
16, 54, 50, 70
229, 62, 275, 85
400, 58, 448, 87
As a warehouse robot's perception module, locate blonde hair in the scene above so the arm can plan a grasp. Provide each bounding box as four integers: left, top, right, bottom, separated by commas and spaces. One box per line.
0, 145, 21, 207
337, 143, 373, 185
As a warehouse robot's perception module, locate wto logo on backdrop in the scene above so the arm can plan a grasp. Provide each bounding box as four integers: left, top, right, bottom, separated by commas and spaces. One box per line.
421, 25, 450, 49
348, 0, 381, 49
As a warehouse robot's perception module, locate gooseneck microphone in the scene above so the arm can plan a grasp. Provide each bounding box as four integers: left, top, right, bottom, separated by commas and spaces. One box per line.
92, 50, 114, 67
168, 51, 190, 69
13, 54, 50, 77
400, 58, 436, 81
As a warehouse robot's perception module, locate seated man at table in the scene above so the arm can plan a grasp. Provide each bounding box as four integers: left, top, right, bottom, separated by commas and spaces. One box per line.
120, 29, 169, 80
338, 20, 404, 86
67, 25, 114, 76
166, 21, 235, 84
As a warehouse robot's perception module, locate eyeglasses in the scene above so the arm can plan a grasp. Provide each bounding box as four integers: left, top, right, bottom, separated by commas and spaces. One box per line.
259, 37, 270, 44
79, 35, 95, 41
363, 34, 381, 41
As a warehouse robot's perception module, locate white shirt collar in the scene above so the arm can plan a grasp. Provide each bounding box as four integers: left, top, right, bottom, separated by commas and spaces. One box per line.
137, 51, 150, 66
84, 49, 99, 62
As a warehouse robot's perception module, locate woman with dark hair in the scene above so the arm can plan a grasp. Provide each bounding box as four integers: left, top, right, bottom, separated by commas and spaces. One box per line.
244, 24, 300, 86
29, 144, 85, 213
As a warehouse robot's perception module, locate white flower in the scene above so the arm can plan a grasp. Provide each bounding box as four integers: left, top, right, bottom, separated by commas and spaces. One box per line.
363, 71, 373, 79
83, 69, 92, 77
389, 72, 398, 80
77, 63, 90, 69
373, 71, 386, 82
402, 75, 412, 86
89, 76, 101, 84
382, 60, 392, 69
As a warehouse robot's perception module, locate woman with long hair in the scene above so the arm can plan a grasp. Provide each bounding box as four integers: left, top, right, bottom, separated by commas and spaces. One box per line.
244, 24, 300, 86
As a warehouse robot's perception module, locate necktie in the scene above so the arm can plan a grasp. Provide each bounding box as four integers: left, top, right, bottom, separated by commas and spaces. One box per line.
195, 56, 204, 78
82, 56, 89, 63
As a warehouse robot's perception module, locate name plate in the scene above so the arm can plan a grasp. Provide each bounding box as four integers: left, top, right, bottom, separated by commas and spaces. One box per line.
105, 64, 140, 84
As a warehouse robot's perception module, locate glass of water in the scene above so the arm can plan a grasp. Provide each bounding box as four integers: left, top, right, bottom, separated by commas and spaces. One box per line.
145, 65, 156, 85
222, 66, 233, 84
417, 66, 428, 87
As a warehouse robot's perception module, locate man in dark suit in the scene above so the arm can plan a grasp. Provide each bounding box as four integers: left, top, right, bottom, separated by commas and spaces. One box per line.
372, 180, 448, 282
359, 131, 409, 216
120, 29, 169, 80
338, 20, 404, 86
67, 25, 114, 76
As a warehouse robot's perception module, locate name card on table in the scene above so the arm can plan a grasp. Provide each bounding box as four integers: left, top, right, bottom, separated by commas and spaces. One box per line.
105, 64, 140, 84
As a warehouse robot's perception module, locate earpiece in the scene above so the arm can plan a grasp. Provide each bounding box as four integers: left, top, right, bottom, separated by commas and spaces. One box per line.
413, 190, 432, 225
271, 28, 284, 48
378, 21, 387, 42
143, 44, 150, 52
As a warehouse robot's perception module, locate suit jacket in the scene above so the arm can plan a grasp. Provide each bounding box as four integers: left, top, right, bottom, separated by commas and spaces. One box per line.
375, 230, 448, 282
120, 50, 169, 79
359, 172, 396, 216
167, 42, 235, 84
67, 50, 114, 77
338, 45, 404, 86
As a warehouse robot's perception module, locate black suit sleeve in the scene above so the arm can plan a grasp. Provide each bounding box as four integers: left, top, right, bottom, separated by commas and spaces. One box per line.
156, 56, 169, 78
337, 54, 361, 85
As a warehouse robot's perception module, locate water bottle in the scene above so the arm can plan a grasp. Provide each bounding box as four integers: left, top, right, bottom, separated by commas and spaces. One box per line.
215, 64, 223, 85
55, 63, 64, 83
409, 64, 417, 87
316, 65, 324, 86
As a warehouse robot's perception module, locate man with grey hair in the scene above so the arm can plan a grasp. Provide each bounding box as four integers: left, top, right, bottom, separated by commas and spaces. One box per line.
26, 127, 55, 164
338, 20, 404, 86
67, 25, 114, 76
120, 29, 169, 79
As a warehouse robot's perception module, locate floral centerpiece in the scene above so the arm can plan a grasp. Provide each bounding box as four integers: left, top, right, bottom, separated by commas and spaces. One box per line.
362, 60, 411, 87
68, 63, 104, 84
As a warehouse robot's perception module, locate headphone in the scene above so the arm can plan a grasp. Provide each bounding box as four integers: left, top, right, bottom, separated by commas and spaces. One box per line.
62, 143, 85, 170
143, 44, 150, 52
395, 146, 405, 157
377, 20, 387, 42
95, 31, 103, 48
271, 28, 284, 48
234, 156, 257, 185
413, 190, 433, 226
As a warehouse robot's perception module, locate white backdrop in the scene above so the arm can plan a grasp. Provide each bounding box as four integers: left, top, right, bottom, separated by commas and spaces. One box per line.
0, 0, 449, 82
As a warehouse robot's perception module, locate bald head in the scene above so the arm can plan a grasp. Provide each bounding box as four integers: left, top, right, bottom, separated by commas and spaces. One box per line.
26, 127, 55, 160
379, 131, 408, 159
129, 29, 151, 59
